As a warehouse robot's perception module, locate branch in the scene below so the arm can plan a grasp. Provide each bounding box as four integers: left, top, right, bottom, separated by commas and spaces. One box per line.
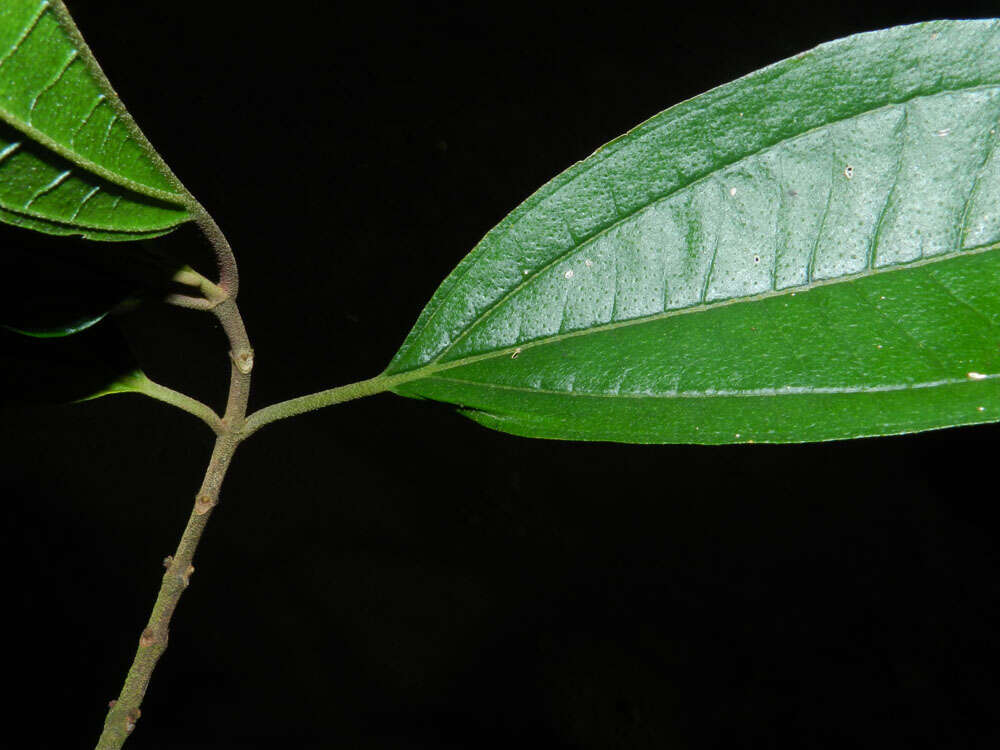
190, 205, 239, 299
95, 295, 252, 748
241, 373, 390, 438
162, 292, 214, 311
164, 266, 229, 311
95, 432, 236, 749
133, 375, 223, 433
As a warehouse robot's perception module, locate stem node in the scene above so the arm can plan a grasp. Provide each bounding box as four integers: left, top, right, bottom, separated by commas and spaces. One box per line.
231, 348, 254, 374
194, 495, 215, 516
95, 153, 252, 749
124, 709, 140, 733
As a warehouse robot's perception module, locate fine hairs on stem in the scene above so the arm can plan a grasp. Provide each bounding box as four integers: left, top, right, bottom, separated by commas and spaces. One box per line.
93, 170, 393, 747
94, 155, 374, 749
94, 190, 252, 748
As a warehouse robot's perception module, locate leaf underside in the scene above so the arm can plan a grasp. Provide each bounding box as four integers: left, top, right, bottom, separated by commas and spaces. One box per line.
0, 0, 189, 240
386, 20, 1000, 444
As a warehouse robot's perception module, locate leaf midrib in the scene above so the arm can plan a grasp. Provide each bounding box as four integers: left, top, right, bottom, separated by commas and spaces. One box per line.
419, 372, 1000, 400
424, 81, 1000, 366
0, 197, 187, 234
0, 103, 188, 206
386, 238, 1000, 390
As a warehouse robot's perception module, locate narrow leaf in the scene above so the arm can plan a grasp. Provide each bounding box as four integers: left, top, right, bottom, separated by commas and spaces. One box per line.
385, 20, 1000, 444
0, 1, 190, 240
2, 310, 107, 337
0, 240, 131, 337
0, 321, 145, 405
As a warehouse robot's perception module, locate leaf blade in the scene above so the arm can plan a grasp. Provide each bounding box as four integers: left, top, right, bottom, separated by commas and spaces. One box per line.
0, 1, 190, 239
386, 20, 1000, 444
2, 309, 107, 337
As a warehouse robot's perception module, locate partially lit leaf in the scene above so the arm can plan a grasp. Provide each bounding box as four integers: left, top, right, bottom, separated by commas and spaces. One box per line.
0, 241, 131, 336
0, 1, 191, 240
385, 20, 1000, 444
0, 320, 144, 404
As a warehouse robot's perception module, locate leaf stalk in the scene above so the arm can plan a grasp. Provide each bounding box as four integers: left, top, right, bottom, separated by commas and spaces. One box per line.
133, 374, 223, 433
241, 373, 392, 438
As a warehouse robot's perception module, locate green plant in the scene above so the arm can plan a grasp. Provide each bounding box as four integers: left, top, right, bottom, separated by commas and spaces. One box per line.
3, 2, 1000, 746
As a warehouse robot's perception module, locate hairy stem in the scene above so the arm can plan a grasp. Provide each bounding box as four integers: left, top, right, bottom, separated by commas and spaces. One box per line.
162, 292, 214, 311
94, 432, 237, 749
134, 375, 222, 433
190, 205, 239, 299
95, 293, 252, 749
242, 373, 391, 438
164, 267, 228, 311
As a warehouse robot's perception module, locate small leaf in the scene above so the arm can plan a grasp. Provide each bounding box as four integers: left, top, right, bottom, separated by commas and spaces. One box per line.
0, 240, 132, 337
2, 310, 108, 337
0, 320, 145, 405
385, 20, 1000, 444
0, 1, 191, 240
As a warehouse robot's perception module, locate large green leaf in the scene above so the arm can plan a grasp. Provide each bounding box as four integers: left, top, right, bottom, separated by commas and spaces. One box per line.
0, 0, 190, 240
383, 20, 1000, 444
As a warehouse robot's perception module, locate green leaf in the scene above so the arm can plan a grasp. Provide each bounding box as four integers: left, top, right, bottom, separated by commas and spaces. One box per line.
0, 320, 145, 405
2, 309, 108, 337
0, 240, 131, 336
0, 1, 190, 240
383, 20, 1000, 444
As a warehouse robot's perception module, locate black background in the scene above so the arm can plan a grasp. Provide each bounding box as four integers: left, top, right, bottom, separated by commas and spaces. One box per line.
3, 1, 1000, 748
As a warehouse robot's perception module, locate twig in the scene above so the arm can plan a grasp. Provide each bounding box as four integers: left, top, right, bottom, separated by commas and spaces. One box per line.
133, 375, 223, 433
95, 249, 252, 750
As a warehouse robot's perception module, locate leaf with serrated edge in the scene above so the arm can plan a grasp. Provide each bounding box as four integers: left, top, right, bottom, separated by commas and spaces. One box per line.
382, 20, 1000, 444
0, 1, 190, 240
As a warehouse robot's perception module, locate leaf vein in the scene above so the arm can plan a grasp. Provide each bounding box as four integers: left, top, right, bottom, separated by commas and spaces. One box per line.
845, 282, 950, 373
806, 134, 834, 283
926, 269, 1000, 329
422, 373, 1000, 400
427, 84, 1000, 365
867, 103, 907, 270
0, 1, 49, 72
0, 141, 22, 162
27, 49, 78, 123
405, 238, 1000, 379
23, 168, 70, 208
958, 109, 1000, 246
69, 94, 106, 147
70, 184, 100, 221
0, 104, 185, 205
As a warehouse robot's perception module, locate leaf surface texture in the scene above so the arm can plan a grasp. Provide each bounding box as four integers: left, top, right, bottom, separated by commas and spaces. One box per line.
0, 1, 189, 240
385, 20, 1000, 443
